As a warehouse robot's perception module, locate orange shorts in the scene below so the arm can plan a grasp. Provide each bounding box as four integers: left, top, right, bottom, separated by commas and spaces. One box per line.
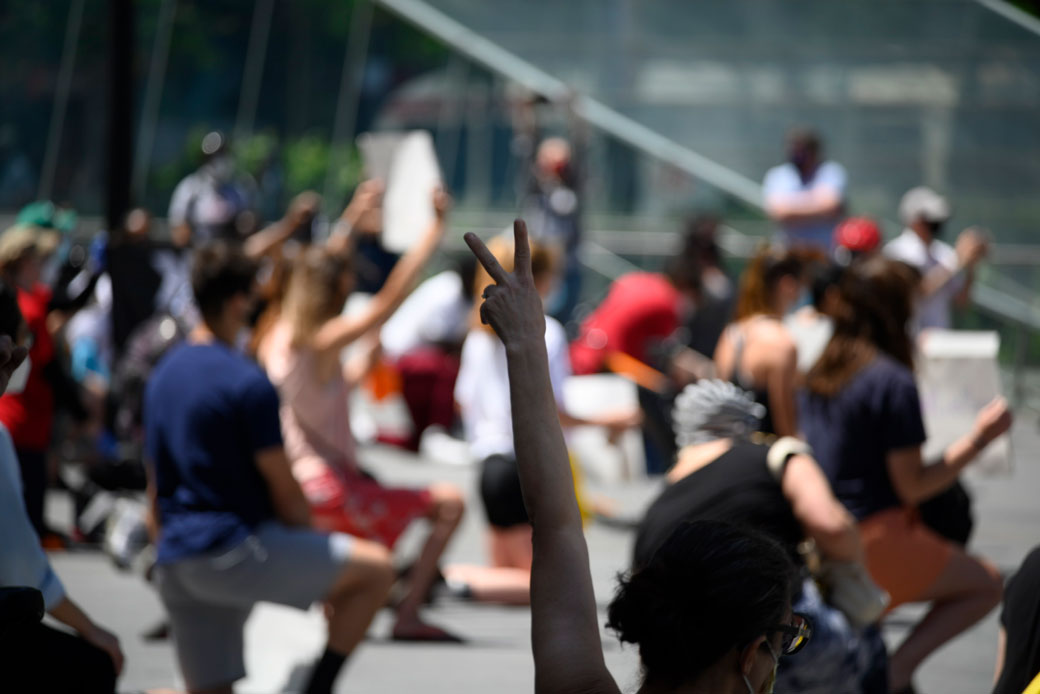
859, 506, 955, 610
302, 465, 433, 549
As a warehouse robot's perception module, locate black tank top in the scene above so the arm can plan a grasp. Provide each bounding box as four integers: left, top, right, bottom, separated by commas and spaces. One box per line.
728, 323, 775, 435
633, 441, 804, 570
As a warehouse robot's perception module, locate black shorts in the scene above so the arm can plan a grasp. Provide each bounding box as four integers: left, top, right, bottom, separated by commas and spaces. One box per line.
479, 454, 530, 529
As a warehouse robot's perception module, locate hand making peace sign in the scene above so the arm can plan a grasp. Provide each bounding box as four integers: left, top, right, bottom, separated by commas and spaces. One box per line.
464, 219, 546, 348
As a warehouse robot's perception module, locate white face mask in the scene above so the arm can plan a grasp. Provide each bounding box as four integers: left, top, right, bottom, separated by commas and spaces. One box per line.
6, 354, 31, 395
743, 641, 780, 694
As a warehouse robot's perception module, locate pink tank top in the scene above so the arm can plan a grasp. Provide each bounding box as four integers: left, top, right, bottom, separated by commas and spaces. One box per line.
262, 321, 358, 473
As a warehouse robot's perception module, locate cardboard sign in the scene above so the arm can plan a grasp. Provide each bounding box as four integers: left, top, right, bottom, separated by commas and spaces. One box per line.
917, 330, 1011, 475
356, 131, 405, 182
374, 130, 442, 253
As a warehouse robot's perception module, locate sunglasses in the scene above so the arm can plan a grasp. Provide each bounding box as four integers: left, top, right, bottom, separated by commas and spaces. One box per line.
771, 613, 812, 656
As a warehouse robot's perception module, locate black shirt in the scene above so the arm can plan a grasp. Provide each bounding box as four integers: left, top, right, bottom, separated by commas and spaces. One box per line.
993, 546, 1040, 694
633, 441, 805, 570
799, 355, 927, 521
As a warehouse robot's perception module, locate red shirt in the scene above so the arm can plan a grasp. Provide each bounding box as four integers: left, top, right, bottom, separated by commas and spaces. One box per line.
0, 284, 55, 451
570, 272, 680, 375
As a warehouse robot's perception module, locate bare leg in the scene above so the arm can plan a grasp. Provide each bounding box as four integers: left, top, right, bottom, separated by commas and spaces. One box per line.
393, 483, 465, 638
443, 564, 530, 605
323, 539, 395, 654
889, 550, 1003, 691
489, 524, 533, 571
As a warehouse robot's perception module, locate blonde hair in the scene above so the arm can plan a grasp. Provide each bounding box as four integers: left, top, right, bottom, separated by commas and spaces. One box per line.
282, 245, 353, 346
470, 234, 556, 331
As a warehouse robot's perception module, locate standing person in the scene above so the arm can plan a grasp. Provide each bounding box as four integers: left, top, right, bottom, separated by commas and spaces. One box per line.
883, 186, 988, 332
714, 248, 806, 437
0, 225, 58, 537
799, 255, 1010, 693
167, 131, 257, 246
259, 191, 467, 642
462, 220, 810, 694
513, 92, 586, 325
0, 286, 123, 694
146, 242, 394, 694
764, 128, 847, 251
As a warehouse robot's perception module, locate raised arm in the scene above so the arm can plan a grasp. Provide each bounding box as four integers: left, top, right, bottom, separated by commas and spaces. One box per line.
465, 221, 619, 694
310, 189, 449, 356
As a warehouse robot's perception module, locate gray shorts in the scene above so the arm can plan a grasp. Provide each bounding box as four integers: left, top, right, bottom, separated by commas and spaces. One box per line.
156, 522, 353, 690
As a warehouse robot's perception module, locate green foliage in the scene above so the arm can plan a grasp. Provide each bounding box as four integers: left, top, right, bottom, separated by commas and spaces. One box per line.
282, 134, 362, 203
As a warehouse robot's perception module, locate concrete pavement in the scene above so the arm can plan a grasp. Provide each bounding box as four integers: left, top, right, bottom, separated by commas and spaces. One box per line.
48, 418, 1040, 693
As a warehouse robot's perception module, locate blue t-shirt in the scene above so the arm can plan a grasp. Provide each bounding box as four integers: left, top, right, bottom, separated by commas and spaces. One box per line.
145, 342, 283, 564
798, 355, 927, 521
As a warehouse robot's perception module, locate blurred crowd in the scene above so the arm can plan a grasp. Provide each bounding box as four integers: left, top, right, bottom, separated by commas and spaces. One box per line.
0, 116, 1036, 694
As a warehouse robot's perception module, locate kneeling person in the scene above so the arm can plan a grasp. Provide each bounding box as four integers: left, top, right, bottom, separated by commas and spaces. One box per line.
145, 242, 393, 694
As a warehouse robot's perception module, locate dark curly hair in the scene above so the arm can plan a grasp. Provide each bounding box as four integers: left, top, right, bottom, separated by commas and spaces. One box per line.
607, 520, 796, 689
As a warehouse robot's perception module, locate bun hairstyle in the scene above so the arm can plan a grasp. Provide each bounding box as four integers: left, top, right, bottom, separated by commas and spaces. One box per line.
608, 520, 796, 688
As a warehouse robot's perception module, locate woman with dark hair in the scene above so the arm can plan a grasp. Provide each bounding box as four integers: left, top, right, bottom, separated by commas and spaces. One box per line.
464, 220, 809, 694
634, 379, 887, 694
714, 247, 807, 436
799, 255, 1011, 693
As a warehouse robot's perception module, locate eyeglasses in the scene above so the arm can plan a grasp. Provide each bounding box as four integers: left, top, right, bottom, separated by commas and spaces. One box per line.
771, 613, 812, 655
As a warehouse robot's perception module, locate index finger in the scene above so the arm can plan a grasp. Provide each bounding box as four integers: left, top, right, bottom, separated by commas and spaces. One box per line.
464, 232, 510, 285
512, 219, 532, 281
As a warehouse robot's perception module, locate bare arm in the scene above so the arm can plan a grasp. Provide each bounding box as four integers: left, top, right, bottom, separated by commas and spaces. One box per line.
342, 332, 382, 388
255, 446, 311, 528
465, 222, 619, 694
310, 190, 449, 356
887, 397, 1011, 505
49, 597, 124, 674
766, 340, 799, 438
782, 454, 861, 562
766, 188, 843, 224
243, 190, 320, 260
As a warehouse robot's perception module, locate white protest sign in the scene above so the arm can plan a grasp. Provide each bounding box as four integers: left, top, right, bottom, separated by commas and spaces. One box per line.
917, 330, 1011, 475
380, 130, 442, 253
357, 131, 406, 182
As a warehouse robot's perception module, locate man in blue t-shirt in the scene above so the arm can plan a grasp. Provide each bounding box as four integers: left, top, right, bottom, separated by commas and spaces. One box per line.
145, 242, 394, 694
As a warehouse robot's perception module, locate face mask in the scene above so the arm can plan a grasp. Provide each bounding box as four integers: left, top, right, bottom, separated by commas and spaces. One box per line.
743, 641, 780, 694
925, 220, 945, 238
207, 155, 235, 183
6, 354, 31, 395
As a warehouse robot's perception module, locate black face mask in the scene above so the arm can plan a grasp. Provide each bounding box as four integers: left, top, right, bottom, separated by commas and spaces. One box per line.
925, 221, 945, 237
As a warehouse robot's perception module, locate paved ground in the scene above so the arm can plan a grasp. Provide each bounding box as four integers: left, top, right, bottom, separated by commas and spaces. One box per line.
48, 417, 1040, 694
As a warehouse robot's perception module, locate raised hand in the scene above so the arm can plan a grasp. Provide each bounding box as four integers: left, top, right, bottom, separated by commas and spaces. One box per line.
971, 396, 1012, 449
464, 220, 546, 349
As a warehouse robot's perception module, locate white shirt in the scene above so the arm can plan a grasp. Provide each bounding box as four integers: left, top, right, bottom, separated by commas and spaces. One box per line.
455, 316, 570, 460
884, 228, 964, 330
763, 161, 847, 250
381, 271, 470, 360
0, 424, 65, 610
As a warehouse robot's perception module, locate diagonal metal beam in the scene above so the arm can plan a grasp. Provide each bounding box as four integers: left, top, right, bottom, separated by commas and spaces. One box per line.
372, 0, 765, 209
